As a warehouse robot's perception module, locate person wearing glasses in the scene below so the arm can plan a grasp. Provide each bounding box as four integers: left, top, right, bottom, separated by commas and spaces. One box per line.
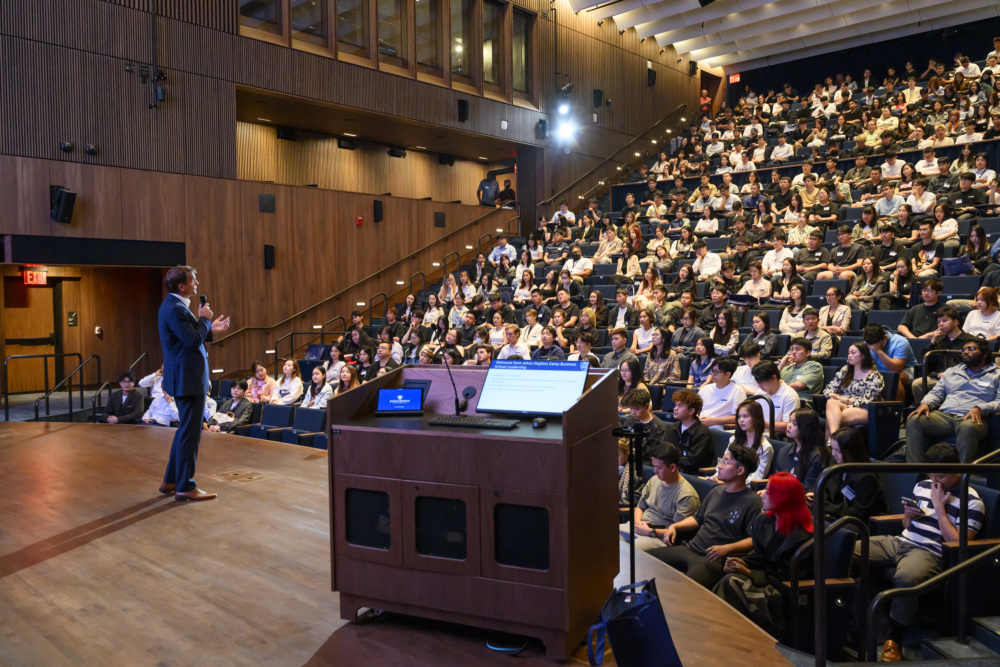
897, 280, 944, 339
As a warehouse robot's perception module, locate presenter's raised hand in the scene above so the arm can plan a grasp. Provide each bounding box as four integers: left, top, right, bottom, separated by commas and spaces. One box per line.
198, 301, 214, 320
212, 315, 231, 334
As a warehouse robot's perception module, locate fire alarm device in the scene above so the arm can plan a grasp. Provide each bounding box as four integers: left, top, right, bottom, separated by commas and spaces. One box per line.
356, 216, 363, 226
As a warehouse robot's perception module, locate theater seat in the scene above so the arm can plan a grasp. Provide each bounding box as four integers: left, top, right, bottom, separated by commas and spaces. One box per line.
242, 404, 295, 439
268, 407, 327, 445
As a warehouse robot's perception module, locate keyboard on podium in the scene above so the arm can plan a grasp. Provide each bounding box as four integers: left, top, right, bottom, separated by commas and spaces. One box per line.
428, 414, 520, 430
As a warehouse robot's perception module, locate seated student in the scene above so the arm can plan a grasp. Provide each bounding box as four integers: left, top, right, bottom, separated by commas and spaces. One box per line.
205, 378, 253, 434
777, 337, 824, 401
643, 327, 682, 385
688, 337, 717, 388
908, 219, 942, 278
817, 286, 852, 337
648, 444, 763, 588
629, 308, 657, 355
567, 331, 601, 366
914, 306, 975, 403
731, 342, 763, 395
906, 337, 1000, 463
602, 327, 637, 368
143, 391, 179, 426
697, 285, 735, 331
773, 407, 831, 494
709, 309, 740, 357
520, 309, 543, 348
671, 308, 705, 357
713, 398, 774, 483
273, 359, 304, 405
531, 326, 566, 361
664, 389, 714, 475
102, 371, 144, 424
692, 240, 723, 281
823, 428, 888, 524
464, 344, 494, 367
621, 386, 668, 447
815, 225, 865, 282
750, 360, 801, 436
366, 340, 401, 380
609, 289, 639, 330
622, 442, 702, 553
863, 323, 917, 402
713, 472, 814, 636
897, 279, 943, 339
867, 443, 985, 663
778, 284, 808, 334
794, 230, 831, 280
300, 367, 334, 408
800, 308, 834, 362
698, 357, 748, 430
497, 324, 531, 360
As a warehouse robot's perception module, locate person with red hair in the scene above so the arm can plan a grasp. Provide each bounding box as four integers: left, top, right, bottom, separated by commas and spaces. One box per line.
712, 472, 814, 635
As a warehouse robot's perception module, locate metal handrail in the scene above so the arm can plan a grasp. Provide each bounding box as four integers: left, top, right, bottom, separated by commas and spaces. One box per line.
34, 355, 101, 421
748, 393, 777, 440
538, 104, 688, 213
3, 353, 82, 421
368, 292, 387, 325
128, 351, 151, 379
409, 271, 426, 298
321, 315, 346, 344
477, 234, 493, 254
813, 461, 1000, 665
91, 381, 113, 422
506, 215, 521, 237
214, 206, 508, 343
443, 251, 460, 278
272, 331, 323, 375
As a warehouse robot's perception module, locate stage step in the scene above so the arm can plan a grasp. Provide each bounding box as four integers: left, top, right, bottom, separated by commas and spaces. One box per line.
973, 616, 1000, 654
922, 636, 1000, 661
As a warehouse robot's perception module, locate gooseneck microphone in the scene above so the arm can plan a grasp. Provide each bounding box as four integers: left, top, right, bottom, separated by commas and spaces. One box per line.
442, 354, 467, 415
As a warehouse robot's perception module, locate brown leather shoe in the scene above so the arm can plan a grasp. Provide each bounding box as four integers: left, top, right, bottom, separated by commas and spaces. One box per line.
175, 488, 217, 502
159, 483, 176, 494
882, 639, 902, 662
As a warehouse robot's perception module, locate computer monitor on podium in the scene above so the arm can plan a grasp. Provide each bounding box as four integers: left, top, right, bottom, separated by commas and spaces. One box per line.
476, 360, 590, 416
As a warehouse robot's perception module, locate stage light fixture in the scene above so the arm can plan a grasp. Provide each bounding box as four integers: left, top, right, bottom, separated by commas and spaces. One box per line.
555, 120, 577, 142
558, 103, 570, 115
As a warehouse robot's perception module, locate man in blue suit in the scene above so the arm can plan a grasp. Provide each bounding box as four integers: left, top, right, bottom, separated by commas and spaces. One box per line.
158, 265, 230, 501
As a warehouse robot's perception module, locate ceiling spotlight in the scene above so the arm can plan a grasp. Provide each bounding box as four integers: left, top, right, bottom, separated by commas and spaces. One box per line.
667, 129, 673, 134
555, 120, 578, 142
640, 38, 645, 43
559, 82, 574, 95
660, 49, 665, 55
619, 29, 625, 35
651, 139, 657, 144
680, 116, 687, 122
558, 103, 569, 115
597, 20, 603, 26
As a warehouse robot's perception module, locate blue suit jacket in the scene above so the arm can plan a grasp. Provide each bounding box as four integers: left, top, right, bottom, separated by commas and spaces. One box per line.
158, 295, 213, 398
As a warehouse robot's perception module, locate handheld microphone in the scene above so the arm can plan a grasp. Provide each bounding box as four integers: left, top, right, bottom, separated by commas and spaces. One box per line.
442, 354, 466, 415
199, 295, 208, 307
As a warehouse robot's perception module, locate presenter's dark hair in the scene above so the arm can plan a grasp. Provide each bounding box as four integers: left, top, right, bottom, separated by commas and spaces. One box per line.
164, 265, 195, 293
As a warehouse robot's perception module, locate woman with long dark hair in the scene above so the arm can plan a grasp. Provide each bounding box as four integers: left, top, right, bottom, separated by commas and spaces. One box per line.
823, 342, 884, 434
688, 336, 717, 388
714, 472, 814, 636
778, 284, 807, 334
643, 327, 682, 385
846, 257, 885, 312
711, 309, 740, 356
823, 428, 888, 523
771, 258, 802, 298
775, 407, 832, 493
617, 358, 647, 413
721, 398, 773, 482
589, 290, 609, 328
742, 312, 776, 358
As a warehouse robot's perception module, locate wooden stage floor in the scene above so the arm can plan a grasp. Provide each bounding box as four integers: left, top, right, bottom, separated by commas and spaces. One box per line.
0, 423, 789, 666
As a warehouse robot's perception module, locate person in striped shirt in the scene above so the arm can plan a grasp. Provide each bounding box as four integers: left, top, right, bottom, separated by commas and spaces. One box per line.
865, 444, 985, 662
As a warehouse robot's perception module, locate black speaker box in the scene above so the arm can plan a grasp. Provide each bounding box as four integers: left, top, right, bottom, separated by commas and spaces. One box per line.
264, 244, 275, 270
537, 118, 548, 139
457, 99, 469, 122
49, 186, 76, 223
593, 89, 604, 107
438, 153, 455, 166
647, 68, 656, 87
374, 200, 383, 222
258, 193, 276, 213
689, 60, 699, 76
433, 212, 446, 228
276, 126, 297, 141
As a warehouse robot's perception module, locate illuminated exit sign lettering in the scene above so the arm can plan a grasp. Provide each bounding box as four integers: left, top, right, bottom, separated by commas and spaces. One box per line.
728, 73, 740, 84
22, 265, 48, 285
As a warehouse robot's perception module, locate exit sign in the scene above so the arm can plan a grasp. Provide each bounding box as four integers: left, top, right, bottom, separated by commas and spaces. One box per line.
728, 73, 740, 84
21, 265, 47, 285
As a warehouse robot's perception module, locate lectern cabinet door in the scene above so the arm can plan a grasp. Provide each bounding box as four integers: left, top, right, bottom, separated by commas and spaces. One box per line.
402, 481, 481, 576
334, 474, 403, 568
481, 488, 566, 588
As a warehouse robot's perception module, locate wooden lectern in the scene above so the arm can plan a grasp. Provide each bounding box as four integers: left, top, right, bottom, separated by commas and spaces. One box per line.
326, 365, 620, 659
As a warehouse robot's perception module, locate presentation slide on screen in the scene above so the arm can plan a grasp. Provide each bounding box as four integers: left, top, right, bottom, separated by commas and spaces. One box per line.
477, 360, 589, 415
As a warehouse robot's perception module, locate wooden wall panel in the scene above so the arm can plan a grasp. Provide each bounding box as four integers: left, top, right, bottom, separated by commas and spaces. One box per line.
45, 163, 123, 239
0, 156, 50, 236
288, 186, 340, 315
237, 181, 294, 327
120, 169, 187, 242
182, 74, 237, 178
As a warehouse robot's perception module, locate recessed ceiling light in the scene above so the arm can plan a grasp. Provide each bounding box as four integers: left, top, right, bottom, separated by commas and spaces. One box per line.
257, 118, 272, 122
415, 145, 426, 149
344, 132, 357, 137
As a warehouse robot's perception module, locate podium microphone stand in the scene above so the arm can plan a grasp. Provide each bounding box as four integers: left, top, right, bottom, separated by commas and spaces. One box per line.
613, 421, 645, 584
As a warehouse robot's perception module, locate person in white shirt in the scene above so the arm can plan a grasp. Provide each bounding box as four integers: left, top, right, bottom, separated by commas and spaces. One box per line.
902, 78, 922, 104
957, 56, 981, 79
731, 343, 762, 395
694, 209, 719, 237
971, 153, 997, 189
750, 360, 801, 435
139, 365, 165, 398
761, 231, 793, 278
955, 120, 983, 145
906, 179, 936, 216
497, 324, 531, 360
811, 96, 837, 119
647, 193, 669, 222
713, 185, 740, 216
563, 247, 594, 284
770, 134, 794, 163
915, 148, 940, 177
697, 357, 747, 430
272, 359, 304, 405
143, 391, 179, 426
881, 154, 903, 181
550, 201, 576, 226
300, 367, 334, 409
963, 287, 1000, 340
734, 151, 756, 172
691, 241, 722, 280
520, 309, 542, 348
742, 119, 763, 138
705, 133, 725, 156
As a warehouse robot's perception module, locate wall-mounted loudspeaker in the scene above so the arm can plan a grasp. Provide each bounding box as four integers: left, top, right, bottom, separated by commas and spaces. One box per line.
689, 61, 699, 76
438, 154, 455, 166
593, 89, 604, 108
457, 99, 469, 122
537, 119, 548, 139
264, 244, 275, 270
49, 185, 76, 223
374, 200, 383, 222
258, 193, 276, 213
647, 69, 656, 87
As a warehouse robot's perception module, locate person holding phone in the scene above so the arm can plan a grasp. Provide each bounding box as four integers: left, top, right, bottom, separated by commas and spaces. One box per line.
620, 442, 701, 552
157, 265, 230, 501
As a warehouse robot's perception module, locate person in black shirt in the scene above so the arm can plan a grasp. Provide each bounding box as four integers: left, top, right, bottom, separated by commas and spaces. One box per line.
619, 192, 641, 221
796, 231, 832, 280
458, 311, 479, 345
816, 225, 865, 281
582, 197, 603, 226
870, 226, 906, 270
381, 308, 406, 342
664, 388, 714, 474
487, 293, 516, 324
770, 178, 794, 217
898, 279, 943, 338
983, 115, 1000, 141
649, 443, 763, 588
928, 157, 958, 198
496, 179, 516, 208
729, 237, 757, 277
908, 220, 942, 278
947, 172, 988, 220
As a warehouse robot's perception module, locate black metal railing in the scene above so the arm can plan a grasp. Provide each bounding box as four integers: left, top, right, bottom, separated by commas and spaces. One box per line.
477, 233, 493, 254
91, 381, 114, 423
322, 316, 346, 342
34, 355, 101, 421
272, 331, 323, 375
443, 251, 460, 278
537, 103, 688, 217
748, 393, 777, 440
128, 351, 152, 379
813, 461, 1000, 664
409, 271, 426, 299
368, 292, 387, 324
3, 353, 82, 421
